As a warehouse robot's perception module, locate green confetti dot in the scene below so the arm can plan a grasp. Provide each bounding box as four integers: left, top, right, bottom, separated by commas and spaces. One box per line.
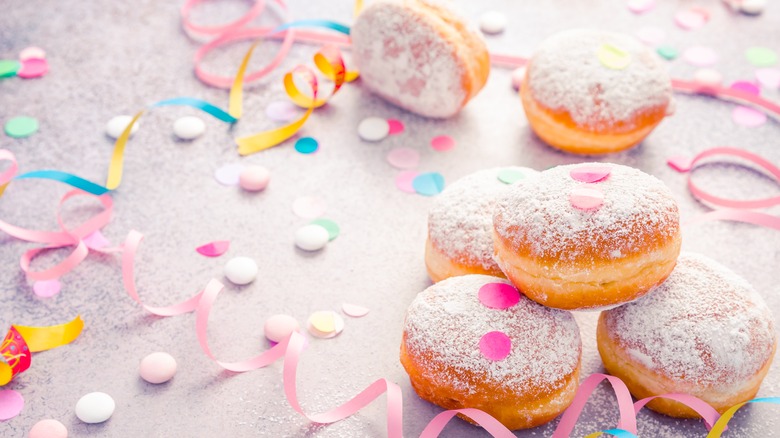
745, 47, 778, 67
309, 218, 340, 241
0, 60, 21, 78
657, 46, 679, 61
4, 116, 39, 138
497, 169, 527, 184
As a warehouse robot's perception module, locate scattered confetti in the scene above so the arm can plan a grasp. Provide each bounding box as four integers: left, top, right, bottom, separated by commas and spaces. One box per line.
214, 163, 243, 186
29, 419, 67, 438
656, 46, 679, 61
729, 81, 760, 96
265, 100, 301, 122
693, 68, 723, 87
745, 47, 778, 67
597, 43, 631, 70
756, 68, 780, 90
479, 331, 512, 361
479, 10, 507, 34
239, 165, 270, 191
307, 311, 345, 339
292, 196, 327, 218
17, 58, 49, 79
510, 67, 525, 90
0, 60, 20, 78
309, 218, 340, 240
139, 352, 177, 384
82, 230, 110, 250
570, 165, 611, 183
627, 0, 655, 14
75, 392, 115, 424
386, 119, 405, 135
294, 224, 330, 251
683, 46, 719, 66
19, 46, 46, 61
264, 314, 300, 343
0, 390, 24, 421
196, 240, 230, 257
4, 116, 39, 138
412, 172, 445, 196
386, 147, 420, 169
430, 135, 455, 152
33, 280, 61, 298
173, 115, 205, 140
497, 168, 527, 184
635, 27, 666, 47
342, 303, 370, 318
294, 137, 319, 154
395, 171, 419, 193
357, 117, 390, 142
732, 106, 767, 127
223, 256, 258, 285
570, 186, 605, 210
478, 283, 520, 309
105, 115, 139, 139
674, 8, 709, 30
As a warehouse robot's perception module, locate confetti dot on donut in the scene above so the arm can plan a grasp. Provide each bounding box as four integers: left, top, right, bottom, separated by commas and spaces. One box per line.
430, 135, 455, 152
479, 331, 512, 361
292, 196, 327, 218
478, 283, 521, 309
756, 68, 780, 90
0, 390, 24, 420
597, 43, 631, 70
729, 81, 760, 96
497, 168, 527, 185
570, 165, 611, 183
386, 147, 420, 169
386, 119, 405, 135
683, 47, 719, 66
294, 137, 319, 154
17, 58, 48, 79
674, 8, 709, 30
0, 60, 20, 78
570, 186, 605, 210
627, 0, 655, 14
745, 47, 778, 67
33, 279, 61, 298
412, 172, 445, 196
732, 106, 767, 127
395, 171, 419, 193
656, 45, 679, 61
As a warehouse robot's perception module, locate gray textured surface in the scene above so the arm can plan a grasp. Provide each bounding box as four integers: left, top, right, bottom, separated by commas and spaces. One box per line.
1, 0, 779, 436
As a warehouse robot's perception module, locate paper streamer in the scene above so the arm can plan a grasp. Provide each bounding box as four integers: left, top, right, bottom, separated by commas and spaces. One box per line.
707, 397, 780, 437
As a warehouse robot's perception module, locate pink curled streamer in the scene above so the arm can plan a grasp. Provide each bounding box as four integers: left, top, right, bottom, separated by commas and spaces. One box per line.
633, 394, 720, 430
552, 374, 638, 437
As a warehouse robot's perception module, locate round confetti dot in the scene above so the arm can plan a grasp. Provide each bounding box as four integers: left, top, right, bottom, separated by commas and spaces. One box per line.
479, 10, 507, 34
139, 352, 177, 384
387, 119, 405, 135
33, 279, 61, 298
627, 0, 655, 14
656, 46, 679, 61
395, 171, 419, 194
309, 218, 340, 240
478, 283, 520, 309
674, 8, 709, 30
412, 172, 445, 196
292, 196, 327, 219
223, 256, 258, 285
740, 0, 766, 15
430, 135, 455, 152
295, 224, 330, 251
745, 47, 778, 67
19, 46, 46, 61
756, 68, 780, 90
635, 27, 665, 47
17, 58, 48, 79
195, 240, 230, 257
342, 303, 370, 318
265, 101, 300, 122
214, 163, 243, 186
105, 115, 139, 139
357, 117, 390, 142
29, 419, 68, 438
597, 43, 631, 70
693, 68, 723, 87
0, 60, 20, 78
732, 106, 767, 127
173, 116, 205, 140
570, 165, 612, 183
4, 116, 39, 138
683, 46, 718, 66
730, 81, 760, 96
264, 314, 300, 343
386, 147, 420, 169
294, 137, 319, 154
510, 67, 526, 90
570, 186, 605, 210
239, 165, 270, 192
75, 392, 115, 424
307, 311, 345, 339
0, 390, 24, 421
479, 331, 512, 361
497, 168, 527, 184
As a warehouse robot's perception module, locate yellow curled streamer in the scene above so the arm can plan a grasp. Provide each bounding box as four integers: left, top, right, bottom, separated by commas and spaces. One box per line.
228, 41, 259, 120
106, 111, 146, 191
14, 316, 84, 352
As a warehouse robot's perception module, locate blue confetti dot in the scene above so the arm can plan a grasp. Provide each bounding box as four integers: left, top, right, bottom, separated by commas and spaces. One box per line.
412, 172, 445, 196
295, 137, 319, 154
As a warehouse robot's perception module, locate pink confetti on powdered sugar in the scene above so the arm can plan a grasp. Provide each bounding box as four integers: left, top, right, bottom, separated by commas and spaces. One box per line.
478, 283, 520, 309
33, 279, 61, 298
627, 0, 655, 14
292, 196, 327, 218
755, 68, 780, 90
479, 331, 512, 361
395, 171, 419, 193
0, 390, 24, 420
732, 106, 767, 127
683, 47, 719, 66
342, 303, 370, 317
675, 8, 709, 30
196, 240, 230, 257
570, 165, 611, 183
635, 27, 666, 46
386, 147, 420, 169
386, 119, 405, 135
430, 135, 455, 152
730, 81, 760, 95
570, 186, 605, 210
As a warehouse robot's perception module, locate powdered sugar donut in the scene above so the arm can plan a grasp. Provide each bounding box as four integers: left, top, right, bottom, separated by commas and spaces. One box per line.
351, 0, 490, 118
521, 29, 673, 154
400, 275, 582, 430
493, 163, 681, 310
425, 167, 538, 282
597, 253, 777, 416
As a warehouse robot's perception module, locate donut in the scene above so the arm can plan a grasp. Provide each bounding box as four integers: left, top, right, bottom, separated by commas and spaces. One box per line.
597, 253, 777, 416
400, 275, 582, 430
351, 0, 490, 118
425, 167, 538, 282
492, 163, 681, 310
520, 29, 673, 154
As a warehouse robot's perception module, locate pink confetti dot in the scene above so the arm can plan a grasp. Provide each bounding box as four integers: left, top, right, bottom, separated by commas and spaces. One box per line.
756, 68, 780, 90
430, 135, 455, 152
570, 186, 605, 210
196, 240, 230, 257
395, 171, 419, 194
479, 331, 512, 361
214, 163, 243, 186
265, 101, 301, 122
675, 8, 709, 30
635, 27, 666, 47
729, 80, 760, 96
667, 155, 694, 173
33, 279, 61, 298
478, 283, 520, 309
732, 106, 767, 127
17, 58, 48, 79
387, 119, 405, 135
683, 47, 719, 67
0, 390, 24, 420
29, 419, 67, 438
342, 303, 370, 317
570, 165, 611, 183
292, 196, 327, 219
386, 147, 420, 170
627, 0, 655, 14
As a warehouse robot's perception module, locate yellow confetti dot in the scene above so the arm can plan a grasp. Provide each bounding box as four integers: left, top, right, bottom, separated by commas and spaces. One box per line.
597, 44, 631, 70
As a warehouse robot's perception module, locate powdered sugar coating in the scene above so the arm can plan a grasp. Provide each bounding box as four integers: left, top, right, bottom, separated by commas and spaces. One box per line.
602, 253, 777, 387
527, 29, 672, 128
493, 163, 679, 263
429, 167, 538, 270
403, 275, 581, 394
352, 0, 472, 118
